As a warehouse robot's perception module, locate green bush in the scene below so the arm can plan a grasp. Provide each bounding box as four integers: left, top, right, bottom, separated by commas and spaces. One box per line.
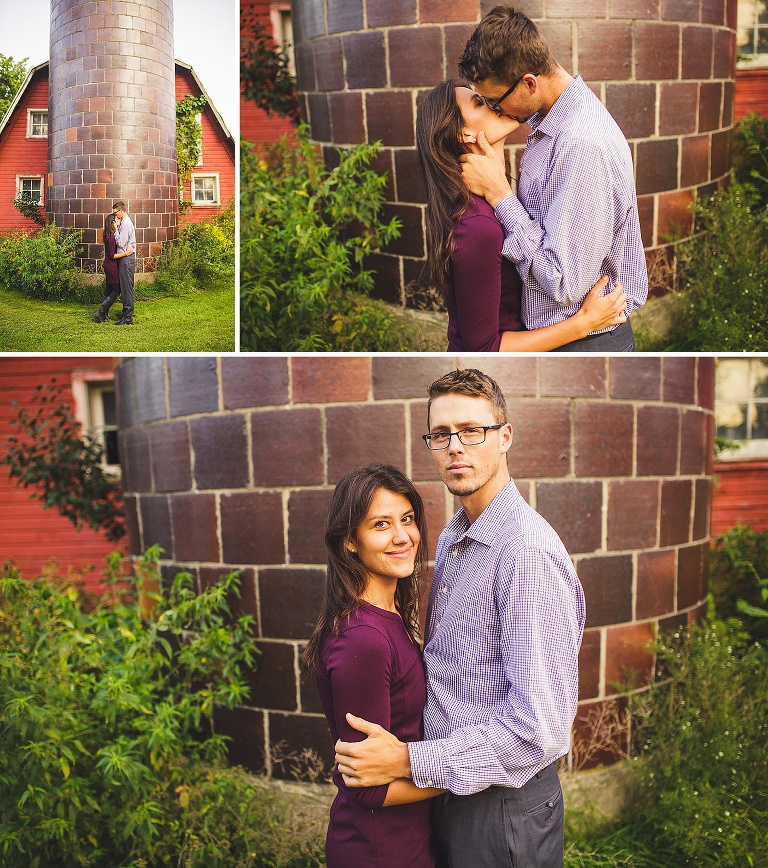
154, 204, 235, 294
651, 180, 768, 351
0, 548, 258, 867
627, 618, 768, 867
733, 113, 768, 208
710, 525, 768, 643
240, 124, 419, 351
0, 225, 85, 301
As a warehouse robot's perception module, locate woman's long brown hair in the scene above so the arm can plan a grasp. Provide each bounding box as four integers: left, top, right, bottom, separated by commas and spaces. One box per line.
416, 80, 473, 291
102, 213, 117, 244
301, 463, 428, 674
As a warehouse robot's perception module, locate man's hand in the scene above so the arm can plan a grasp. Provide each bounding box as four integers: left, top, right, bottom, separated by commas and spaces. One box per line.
334, 713, 412, 788
460, 130, 514, 208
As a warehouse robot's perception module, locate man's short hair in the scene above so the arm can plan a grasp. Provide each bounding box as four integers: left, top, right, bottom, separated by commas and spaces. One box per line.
458, 5, 556, 85
112, 201, 127, 212
427, 368, 508, 427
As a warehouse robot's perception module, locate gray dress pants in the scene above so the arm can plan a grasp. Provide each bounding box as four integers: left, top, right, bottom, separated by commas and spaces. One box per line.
118, 252, 136, 321
432, 763, 564, 868
555, 317, 635, 352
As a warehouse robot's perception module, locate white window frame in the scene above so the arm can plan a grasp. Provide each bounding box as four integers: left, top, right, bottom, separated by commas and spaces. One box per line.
736, 0, 768, 68
191, 173, 220, 206
71, 372, 121, 476
270, 3, 295, 76
26, 108, 48, 138
715, 358, 768, 462
16, 175, 44, 205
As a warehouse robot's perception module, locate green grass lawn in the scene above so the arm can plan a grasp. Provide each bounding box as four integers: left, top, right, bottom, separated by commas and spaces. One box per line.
0, 280, 235, 352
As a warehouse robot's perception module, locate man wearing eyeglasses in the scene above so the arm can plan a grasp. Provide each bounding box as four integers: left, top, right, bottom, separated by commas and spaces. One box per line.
335, 368, 585, 867
456, 5, 647, 352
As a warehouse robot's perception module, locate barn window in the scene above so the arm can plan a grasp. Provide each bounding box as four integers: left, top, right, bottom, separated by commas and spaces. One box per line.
17, 177, 43, 205
27, 109, 48, 138
191, 174, 219, 205
716, 358, 768, 460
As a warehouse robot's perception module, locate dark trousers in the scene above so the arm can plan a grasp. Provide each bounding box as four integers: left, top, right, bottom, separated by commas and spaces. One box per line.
555, 318, 635, 352
102, 282, 120, 308
432, 763, 564, 868
118, 253, 136, 321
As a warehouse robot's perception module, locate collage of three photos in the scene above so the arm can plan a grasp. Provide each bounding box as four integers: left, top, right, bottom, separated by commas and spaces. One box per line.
0, 1, 767, 867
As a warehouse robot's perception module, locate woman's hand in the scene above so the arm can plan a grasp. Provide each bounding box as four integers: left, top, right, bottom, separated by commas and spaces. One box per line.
577, 277, 627, 333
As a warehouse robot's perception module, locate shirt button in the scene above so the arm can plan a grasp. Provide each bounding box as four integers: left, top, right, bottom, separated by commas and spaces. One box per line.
427, 780, 434, 787
441, 586, 447, 594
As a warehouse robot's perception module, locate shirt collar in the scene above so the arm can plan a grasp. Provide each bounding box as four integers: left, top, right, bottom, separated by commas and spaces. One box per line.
446, 479, 523, 546
527, 75, 585, 136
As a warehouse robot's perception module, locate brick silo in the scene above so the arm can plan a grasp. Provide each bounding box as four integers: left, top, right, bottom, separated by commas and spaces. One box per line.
116, 355, 715, 776
291, 0, 736, 302
48, 0, 178, 272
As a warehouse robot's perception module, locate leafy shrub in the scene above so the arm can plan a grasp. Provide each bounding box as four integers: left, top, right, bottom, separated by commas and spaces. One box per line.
1, 380, 125, 543
651, 181, 768, 351
627, 618, 768, 867
710, 524, 768, 643
0, 225, 85, 300
240, 124, 419, 351
154, 203, 235, 294
733, 113, 768, 208
0, 548, 258, 867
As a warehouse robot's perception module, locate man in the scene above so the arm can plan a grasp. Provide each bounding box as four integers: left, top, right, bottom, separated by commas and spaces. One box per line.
457, 6, 647, 352
112, 201, 136, 325
335, 368, 585, 868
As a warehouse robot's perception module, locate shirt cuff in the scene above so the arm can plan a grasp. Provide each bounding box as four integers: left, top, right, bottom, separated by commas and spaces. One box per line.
408, 738, 447, 789
494, 193, 530, 232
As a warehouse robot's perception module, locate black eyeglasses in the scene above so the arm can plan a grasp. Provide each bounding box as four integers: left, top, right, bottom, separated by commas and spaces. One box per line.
478, 73, 539, 116
422, 425, 504, 450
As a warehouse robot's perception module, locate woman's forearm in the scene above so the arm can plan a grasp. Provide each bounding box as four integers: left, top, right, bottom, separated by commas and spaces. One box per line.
498, 310, 592, 352
381, 779, 445, 807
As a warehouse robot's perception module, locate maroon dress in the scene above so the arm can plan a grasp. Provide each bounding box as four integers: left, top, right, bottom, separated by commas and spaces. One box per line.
103, 233, 119, 285
316, 601, 436, 868
445, 194, 524, 352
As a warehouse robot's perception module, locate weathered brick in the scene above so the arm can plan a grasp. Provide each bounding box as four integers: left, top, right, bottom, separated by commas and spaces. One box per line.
221, 357, 290, 410
445, 23, 479, 78
372, 358, 452, 401
609, 357, 662, 401
327, 0, 364, 34
507, 400, 571, 479
248, 641, 296, 709
637, 405, 680, 476
574, 402, 634, 478
663, 356, 697, 404
536, 481, 603, 554
329, 91, 364, 144
394, 148, 428, 203
698, 81, 722, 132
711, 128, 731, 178
315, 37, 344, 92
604, 622, 655, 689
693, 477, 712, 541
306, 92, 331, 141
151, 421, 192, 493
269, 712, 335, 780
380, 203, 424, 258
123, 427, 152, 493
171, 493, 219, 563
635, 138, 679, 195
678, 541, 707, 608
578, 629, 602, 700
326, 403, 406, 482
635, 23, 680, 81
260, 568, 326, 639
636, 549, 676, 618
606, 83, 656, 139
288, 490, 334, 564
199, 566, 258, 622
657, 189, 695, 243
577, 554, 634, 627
660, 479, 693, 546
366, 90, 415, 147
663, 0, 701, 20
191, 414, 249, 490
214, 706, 265, 773
344, 32, 387, 89
681, 134, 711, 188
540, 358, 606, 398
388, 28, 444, 87
131, 356, 166, 423
659, 82, 699, 136
168, 357, 218, 417
220, 491, 285, 565
367, 0, 417, 27
682, 26, 713, 79
421, 0, 477, 22
124, 494, 141, 557
293, 357, 370, 404
252, 408, 324, 487
578, 23, 633, 81
607, 480, 660, 550
139, 494, 172, 554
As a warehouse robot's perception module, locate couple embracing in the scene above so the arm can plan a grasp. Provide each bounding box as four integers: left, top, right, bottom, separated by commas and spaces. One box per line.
93, 201, 136, 326
303, 368, 586, 868
417, 6, 648, 352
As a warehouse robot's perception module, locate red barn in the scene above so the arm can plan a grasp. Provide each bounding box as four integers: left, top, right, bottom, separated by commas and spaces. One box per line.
0, 358, 123, 594
240, 0, 296, 145
0, 61, 234, 234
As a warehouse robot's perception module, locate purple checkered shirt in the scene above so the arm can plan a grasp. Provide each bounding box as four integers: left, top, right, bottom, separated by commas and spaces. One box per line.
495, 76, 648, 332
408, 480, 585, 795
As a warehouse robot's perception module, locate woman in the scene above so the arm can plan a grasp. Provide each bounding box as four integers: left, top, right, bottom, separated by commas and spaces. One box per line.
302, 464, 441, 868
92, 212, 133, 323
416, 80, 627, 351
